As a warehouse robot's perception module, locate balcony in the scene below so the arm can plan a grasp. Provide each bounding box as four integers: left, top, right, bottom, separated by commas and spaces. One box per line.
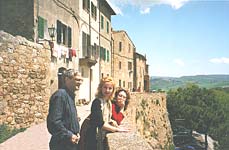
79, 55, 97, 67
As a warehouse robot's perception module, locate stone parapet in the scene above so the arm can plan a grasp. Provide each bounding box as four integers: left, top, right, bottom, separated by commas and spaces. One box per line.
107, 92, 174, 149
0, 31, 51, 128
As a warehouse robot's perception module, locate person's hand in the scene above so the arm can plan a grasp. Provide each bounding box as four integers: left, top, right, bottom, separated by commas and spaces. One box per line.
71, 133, 80, 144
117, 127, 131, 132
109, 120, 118, 127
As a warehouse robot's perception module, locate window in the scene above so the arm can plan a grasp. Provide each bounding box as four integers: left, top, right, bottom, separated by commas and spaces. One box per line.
38, 16, 44, 38
106, 50, 110, 62
56, 20, 72, 47
91, 2, 97, 20
128, 62, 132, 70
128, 43, 131, 53
38, 16, 48, 39
100, 47, 106, 61
119, 80, 121, 87
119, 42, 122, 52
82, 31, 91, 57
68, 27, 72, 47
101, 15, 104, 29
83, 0, 90, 12
129, 72, 132, 78
62, 24, 67, 45
123, 81, 125, 87
92, 43, 98, 58
119, 61, 121, 69
106, 21, 109, 33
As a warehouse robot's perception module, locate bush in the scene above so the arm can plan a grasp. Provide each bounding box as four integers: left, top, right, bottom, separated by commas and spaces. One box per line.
0, 124, 26, 143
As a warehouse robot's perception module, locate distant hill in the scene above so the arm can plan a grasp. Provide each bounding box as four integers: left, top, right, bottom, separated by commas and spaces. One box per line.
150, 75, 229, 91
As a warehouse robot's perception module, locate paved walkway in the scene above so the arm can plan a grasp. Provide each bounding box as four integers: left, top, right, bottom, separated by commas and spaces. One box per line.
0, 104, 91, 150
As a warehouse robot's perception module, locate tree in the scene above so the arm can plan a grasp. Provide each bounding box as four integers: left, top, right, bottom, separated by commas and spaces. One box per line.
167, 84, 225, 149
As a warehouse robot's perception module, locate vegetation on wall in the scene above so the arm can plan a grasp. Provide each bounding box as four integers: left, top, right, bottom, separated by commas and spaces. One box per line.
167, 84, 229, 150
0, 124, 26, 144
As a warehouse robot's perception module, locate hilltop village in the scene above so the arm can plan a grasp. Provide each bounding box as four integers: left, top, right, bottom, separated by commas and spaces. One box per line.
0, 1, 175, 149
0, 0, 150, 103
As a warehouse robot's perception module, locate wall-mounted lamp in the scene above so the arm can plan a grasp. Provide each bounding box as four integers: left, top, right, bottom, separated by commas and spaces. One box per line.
48, 24, 56, 41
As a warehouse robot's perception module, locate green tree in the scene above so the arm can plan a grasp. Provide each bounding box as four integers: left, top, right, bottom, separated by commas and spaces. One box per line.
167, 84, 225, 149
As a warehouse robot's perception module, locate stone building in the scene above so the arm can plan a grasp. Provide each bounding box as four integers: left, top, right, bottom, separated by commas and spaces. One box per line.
99, 1, 116, 79
134, 52, 150, 92
111, 30, 135, 91
0, 0, 116, 102
79, 0, 116, 102
112, 30, 150, 92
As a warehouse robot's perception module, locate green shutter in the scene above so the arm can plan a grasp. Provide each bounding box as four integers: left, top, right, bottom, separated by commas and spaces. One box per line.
68, 27, 72, 48
107, 21, 109, 33
38, 16, 44, 39
101, 16, 104, 29
100, 47, 103, 59
107, 50, 109, 62
103, 48, 106, 61
57, 20, 62, 44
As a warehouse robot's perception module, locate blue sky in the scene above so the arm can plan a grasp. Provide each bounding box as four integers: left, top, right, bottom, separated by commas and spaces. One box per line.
108, 0, 229, 77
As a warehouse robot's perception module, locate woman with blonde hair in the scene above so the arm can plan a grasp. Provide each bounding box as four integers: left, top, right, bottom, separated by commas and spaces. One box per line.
79, 77, 129, 150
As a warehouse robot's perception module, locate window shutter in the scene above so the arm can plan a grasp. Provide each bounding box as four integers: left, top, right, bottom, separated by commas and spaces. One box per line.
103, 48, 106, 61
62, 24, 67, 45
100, 47, 103, 59
82, 32, 87, 57
38, 16, 44, 39
101, 16, 104, 29
87, 34, 91, 57
107, 50, 110, 62
57, 20, 62, 44
106, 21, 109, 33
68, 27, 72, 48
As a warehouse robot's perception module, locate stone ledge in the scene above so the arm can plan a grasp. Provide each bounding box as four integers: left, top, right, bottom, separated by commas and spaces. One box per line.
107, 132, 153, 150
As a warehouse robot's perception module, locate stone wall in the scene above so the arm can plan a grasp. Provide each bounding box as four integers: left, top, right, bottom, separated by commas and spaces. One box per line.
0, 31, 51, 128
107, 92, 174, 149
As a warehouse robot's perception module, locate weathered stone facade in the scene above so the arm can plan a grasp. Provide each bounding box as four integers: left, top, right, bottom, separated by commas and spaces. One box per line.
112, 30, 135, 91
0, 31, 51, 129
0, 31, 173, 148
107, 92, 173, 149
134, 52, 147, 92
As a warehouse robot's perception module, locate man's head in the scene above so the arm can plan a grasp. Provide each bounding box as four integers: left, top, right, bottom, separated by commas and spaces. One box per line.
58, 68, 83, 92
64, 69, 83, 92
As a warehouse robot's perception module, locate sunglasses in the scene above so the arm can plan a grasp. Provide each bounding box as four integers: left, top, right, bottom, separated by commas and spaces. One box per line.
58, 69, 77, 78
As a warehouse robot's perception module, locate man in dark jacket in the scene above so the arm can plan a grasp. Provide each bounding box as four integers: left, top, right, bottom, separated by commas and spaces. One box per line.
47, 68, 83, 150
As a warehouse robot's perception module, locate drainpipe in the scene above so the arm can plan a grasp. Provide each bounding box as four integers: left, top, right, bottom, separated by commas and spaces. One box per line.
98, 0, 101, 80
89, 2, 92, 102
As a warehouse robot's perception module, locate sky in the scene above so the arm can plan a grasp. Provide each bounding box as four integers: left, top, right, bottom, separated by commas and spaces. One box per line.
108, 0, 229, 77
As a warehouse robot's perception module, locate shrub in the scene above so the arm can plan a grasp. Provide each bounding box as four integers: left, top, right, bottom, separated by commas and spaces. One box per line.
0, 124, 26, 143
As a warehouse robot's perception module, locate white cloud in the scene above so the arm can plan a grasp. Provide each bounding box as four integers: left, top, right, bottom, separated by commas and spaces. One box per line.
160, 0, 190, 10
209, 57, 229, 64
106, 0, 123, 15
173, 59, 185, 67
140, 7, 151, 14
108, 0, 190, 15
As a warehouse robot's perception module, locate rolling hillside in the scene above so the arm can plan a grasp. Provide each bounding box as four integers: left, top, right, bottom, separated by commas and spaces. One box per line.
150, 74, 229, 91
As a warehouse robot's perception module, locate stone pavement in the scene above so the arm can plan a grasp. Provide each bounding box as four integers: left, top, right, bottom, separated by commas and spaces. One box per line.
0, 104, 91, 150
